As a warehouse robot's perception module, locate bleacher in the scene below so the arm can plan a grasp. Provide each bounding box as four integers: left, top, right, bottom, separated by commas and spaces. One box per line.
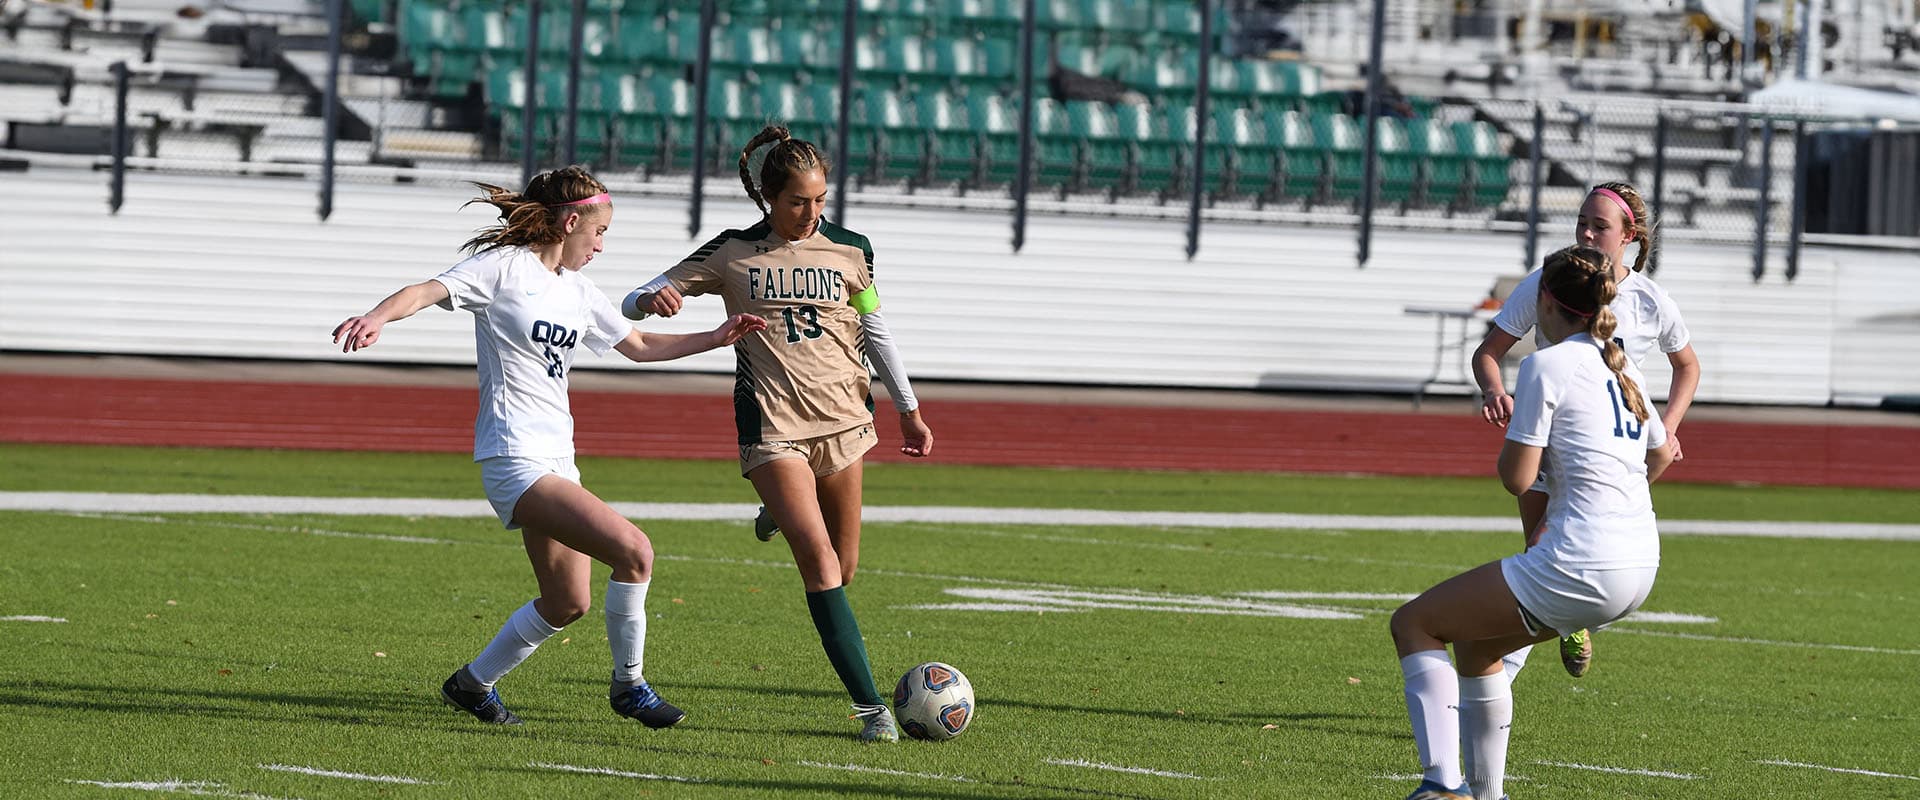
360, 0, 1515, 210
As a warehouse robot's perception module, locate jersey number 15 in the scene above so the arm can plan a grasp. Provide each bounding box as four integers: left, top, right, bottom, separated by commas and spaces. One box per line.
1604, 379, 1644, 440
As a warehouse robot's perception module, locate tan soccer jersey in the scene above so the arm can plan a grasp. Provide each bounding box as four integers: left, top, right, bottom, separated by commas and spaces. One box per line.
665, 219, 880, 444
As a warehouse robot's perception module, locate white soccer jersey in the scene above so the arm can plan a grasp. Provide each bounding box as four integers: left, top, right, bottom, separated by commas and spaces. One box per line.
1493, 269, 1690, 368
1506, 334, 1669, 569
433, 247, 633, 460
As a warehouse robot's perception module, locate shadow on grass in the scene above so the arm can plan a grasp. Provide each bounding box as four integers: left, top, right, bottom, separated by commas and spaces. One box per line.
497, 763, 1171, 800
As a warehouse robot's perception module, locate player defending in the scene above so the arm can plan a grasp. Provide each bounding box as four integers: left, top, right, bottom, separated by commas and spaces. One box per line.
331, 166, 765, 728
1470, 181, 1700, 679
621, 126, 934, 742
1393, 246, 1675, 800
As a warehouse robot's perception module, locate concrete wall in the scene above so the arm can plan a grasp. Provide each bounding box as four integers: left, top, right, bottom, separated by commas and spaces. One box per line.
4, 169, 1916, 406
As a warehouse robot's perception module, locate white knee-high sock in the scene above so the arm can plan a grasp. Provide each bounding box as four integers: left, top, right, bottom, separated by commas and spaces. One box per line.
1502, 643, 1532, 682
1459, 673, 1513, 800
1466, 645, 1528, 777
467, 600, 562, 688
606, 580, 650, 685
1400, 650, 1463, 789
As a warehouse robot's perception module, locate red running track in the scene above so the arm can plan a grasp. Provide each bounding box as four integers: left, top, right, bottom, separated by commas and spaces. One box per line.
4, 373, 1918, 489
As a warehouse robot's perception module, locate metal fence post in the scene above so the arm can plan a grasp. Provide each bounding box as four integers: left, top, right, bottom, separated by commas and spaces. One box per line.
688, 0, 713, 239
562, 0, 585, 165
1787, 118, 1807, 282
1752, 118, 1774, 282
1650, 110, 1667, 274
519, 0, 540, 186
1186, 0, 1213, 261
1523, 102, 1544, 270
1011, 0, 1035, 253
319, 0, 343, 221
832, 0, 855, 226
109, 61, 129, 214
1355, 0, 1386, 267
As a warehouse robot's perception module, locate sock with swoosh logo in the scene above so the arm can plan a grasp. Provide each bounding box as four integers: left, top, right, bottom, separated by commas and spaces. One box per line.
607, 579, 651, 685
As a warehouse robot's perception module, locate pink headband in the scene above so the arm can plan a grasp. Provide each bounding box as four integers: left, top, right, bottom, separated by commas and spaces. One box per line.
1589, 188, 1634, 225
1542, 286, 1594, 319
550, 192, 611, 206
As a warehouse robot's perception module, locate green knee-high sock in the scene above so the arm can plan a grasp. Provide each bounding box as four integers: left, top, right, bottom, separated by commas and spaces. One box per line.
805, 586, 883, 706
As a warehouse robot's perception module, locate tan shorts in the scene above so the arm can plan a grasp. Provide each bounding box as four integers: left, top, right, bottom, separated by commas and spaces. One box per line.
740, 423, 876, 478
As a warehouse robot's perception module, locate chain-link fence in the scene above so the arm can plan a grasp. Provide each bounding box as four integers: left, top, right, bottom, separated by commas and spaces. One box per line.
34, 0, 1916, 261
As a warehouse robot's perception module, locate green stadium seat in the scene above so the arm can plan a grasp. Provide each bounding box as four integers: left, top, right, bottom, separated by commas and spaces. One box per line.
1260, 107, 1323, 201
1311, 112, 1363, 203
1218, 107, 1268, 201
918, 91, 978, 187
612, 13, 672, 64
967, 92, 1019, 187
1033, 97, 1079, 192
1373, 116, 1417, 206
1166, 105, 1227, 199
1066, 101, 1127, 196
1405, 118, 1465, 209
1114, 102, 1176, 200
1453, 120, 1511, 208
856, 89, 927, 185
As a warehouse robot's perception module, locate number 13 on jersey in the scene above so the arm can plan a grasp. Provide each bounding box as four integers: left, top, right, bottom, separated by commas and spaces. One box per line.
781, 306, 824, 343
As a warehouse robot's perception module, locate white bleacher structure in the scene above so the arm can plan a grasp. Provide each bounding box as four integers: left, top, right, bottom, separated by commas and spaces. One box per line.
3, 0, 1918, 407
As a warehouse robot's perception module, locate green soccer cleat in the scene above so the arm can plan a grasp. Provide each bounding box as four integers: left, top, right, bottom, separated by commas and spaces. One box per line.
853, 703, 898, 743
753, 505, 780, 542
1560, 628, 1593, 677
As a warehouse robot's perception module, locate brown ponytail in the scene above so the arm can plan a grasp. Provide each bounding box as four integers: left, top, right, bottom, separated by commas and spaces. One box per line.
461, 165, 608, 254
1542, 245, 1649, 422
738, 124, 830, 216
1593, 181, 1655, 273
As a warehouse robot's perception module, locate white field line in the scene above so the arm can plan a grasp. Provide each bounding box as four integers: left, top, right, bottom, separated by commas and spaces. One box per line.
893, 523, 1462, 570
1755, 759, 1920, 781
1531, 760, 1701, 780
66, 779, 301, 799
6, 493, 1919, 541
60, 511, 475, 546
256, 764, 434, 785
1044, 758, 1208, 780
796, 761, 976, 784
906, 588, 1361, 619
1608, 627, 1920, 655
529, 762, 705, 783
1, 615, 67, 622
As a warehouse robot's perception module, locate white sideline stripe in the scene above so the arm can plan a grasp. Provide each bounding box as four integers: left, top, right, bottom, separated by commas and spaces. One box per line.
1045, 758, 1208, 780
6, 493, 1920, 541
71, 512, 461, 546
1240, 591, 1415, 600
1610, 627, 1920, 656
256, 764, 433, 785
914, 588, 1361, 620
530, 762, 704, 783
1, 615, 67, 623
1756, 759, 1920, 781
1531, 760, 1701, 780
1622, 611, 1720, 624
67, 779, 301, 799
796, 761, 976, 784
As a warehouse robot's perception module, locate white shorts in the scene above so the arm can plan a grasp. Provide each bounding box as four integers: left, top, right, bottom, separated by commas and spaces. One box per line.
479, 455, 579, 530
1501, 550, 1656, 637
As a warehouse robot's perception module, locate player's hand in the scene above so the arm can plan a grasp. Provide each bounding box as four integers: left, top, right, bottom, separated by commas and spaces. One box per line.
1669, 432, 1684, 462
644, 286, 685, 317
1481, 391, 1514, 426
331, 316, 385, 353
898, 409, 933, 458
711, 313, 767, 346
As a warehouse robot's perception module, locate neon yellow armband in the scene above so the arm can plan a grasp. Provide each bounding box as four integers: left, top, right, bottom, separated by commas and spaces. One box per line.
849, 285, 881, 315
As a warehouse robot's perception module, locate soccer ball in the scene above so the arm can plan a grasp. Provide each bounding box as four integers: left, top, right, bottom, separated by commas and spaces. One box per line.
892, 662, 974, 741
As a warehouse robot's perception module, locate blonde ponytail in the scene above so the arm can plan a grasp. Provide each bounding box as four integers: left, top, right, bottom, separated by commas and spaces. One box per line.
1543, 245, 1649, 422
461, 165, 607, 254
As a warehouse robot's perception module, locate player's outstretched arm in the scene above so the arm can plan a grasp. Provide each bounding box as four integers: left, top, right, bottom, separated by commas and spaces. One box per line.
615, 313, 766, 363
331, 281, 451, 353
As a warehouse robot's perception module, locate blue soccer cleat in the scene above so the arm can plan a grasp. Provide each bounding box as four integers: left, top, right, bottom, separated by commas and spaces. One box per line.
441, 669, 522, 725
611, 678, 686, 729
1401, 779, 1472, 800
